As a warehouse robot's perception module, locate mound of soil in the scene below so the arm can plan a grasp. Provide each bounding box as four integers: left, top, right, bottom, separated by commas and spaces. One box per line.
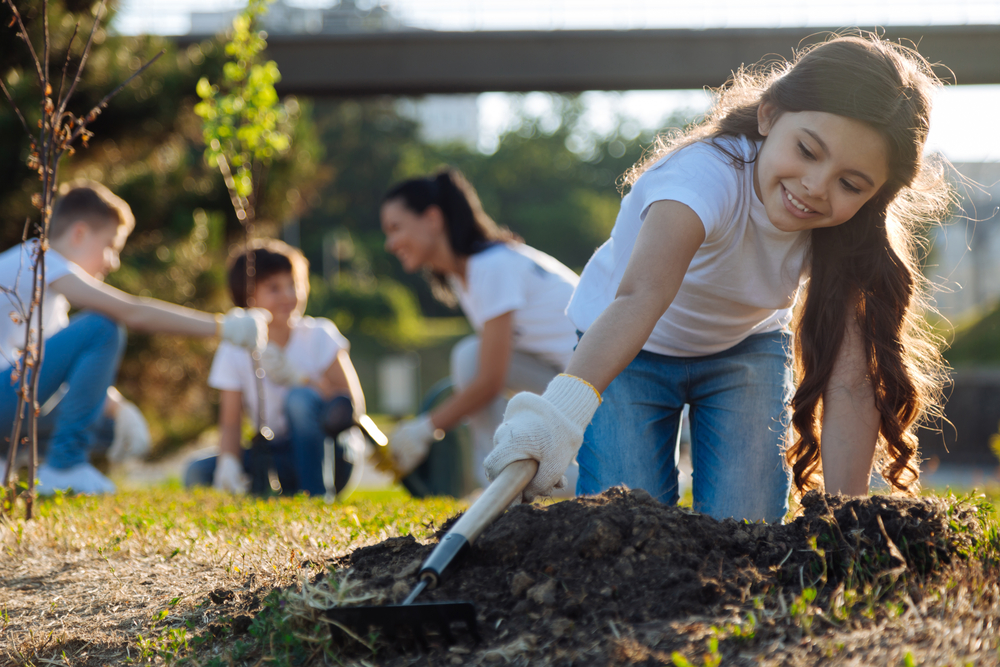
316, 488, 984, 664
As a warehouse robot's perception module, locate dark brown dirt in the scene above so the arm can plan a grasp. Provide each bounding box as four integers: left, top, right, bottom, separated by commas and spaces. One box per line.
313, 487, 985, 665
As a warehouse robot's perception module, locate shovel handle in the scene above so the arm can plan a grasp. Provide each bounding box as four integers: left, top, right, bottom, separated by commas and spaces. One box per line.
416, 458, 539, 590
451, 458, 538, 545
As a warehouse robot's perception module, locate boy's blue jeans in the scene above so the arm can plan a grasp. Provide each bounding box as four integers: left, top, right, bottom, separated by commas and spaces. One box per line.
577, 330, 793, 523
185, 387, 349, 496
0, 312, 125, 469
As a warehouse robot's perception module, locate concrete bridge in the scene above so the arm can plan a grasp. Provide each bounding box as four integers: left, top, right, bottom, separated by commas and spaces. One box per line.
178, 25, 1000, 95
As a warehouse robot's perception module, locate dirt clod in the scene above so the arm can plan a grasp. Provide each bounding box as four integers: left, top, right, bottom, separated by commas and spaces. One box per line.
230, 614, 253, 635
209, 588, 235, 605
526, 578, 557, 606
510, 571, 535, 597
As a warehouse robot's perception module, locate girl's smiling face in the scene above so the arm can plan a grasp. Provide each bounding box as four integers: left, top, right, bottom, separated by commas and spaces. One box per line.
754, 105, 890, 233
252, 271, 300, 325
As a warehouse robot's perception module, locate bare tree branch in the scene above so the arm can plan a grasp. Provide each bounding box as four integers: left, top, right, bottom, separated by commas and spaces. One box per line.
0, 77, 30, 136
66, 50, 165, 146
56, 0, 107, 119
55, 22, 81, 109
41, 0, 48, 91
1, 0, 44, 83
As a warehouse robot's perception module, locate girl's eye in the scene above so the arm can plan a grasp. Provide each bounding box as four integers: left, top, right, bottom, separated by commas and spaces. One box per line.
840, 179, 862, 194
797, 142, 815, 160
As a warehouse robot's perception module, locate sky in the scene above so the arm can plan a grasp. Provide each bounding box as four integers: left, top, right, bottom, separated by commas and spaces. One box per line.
113, 0, 1000, 163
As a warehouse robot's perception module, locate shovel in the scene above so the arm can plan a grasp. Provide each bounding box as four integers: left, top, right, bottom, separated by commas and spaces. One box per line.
324, 458, 538, 643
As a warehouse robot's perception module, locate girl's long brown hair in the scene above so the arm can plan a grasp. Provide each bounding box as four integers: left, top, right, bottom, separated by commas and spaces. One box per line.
625, 33, 954, 495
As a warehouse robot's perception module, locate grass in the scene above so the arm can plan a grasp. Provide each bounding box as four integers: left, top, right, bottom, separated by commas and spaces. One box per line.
0, 484, 464, 667
943, 300, 1000, 367
5, 483, 461, 557
2, 483, 1000, 666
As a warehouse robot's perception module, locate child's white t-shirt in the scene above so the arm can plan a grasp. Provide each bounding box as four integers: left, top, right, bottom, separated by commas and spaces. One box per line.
449, 243, 579, 370
208, 316, 350, 438
567, 135, 811, 358
0, 240, 77, 371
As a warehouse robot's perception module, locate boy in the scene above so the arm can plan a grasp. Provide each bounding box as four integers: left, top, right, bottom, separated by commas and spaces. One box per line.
184, 239, 368, 497
0, 180, 269, 495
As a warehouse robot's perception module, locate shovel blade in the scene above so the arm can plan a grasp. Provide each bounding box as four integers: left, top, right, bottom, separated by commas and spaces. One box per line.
324, 601, 479, 644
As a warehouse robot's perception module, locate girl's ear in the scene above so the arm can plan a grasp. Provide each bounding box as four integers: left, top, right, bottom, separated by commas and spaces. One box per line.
757, 101, 779, 136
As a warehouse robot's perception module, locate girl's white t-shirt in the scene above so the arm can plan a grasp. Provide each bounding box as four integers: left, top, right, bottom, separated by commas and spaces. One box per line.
567, 135, 811, 357
450, 243, 580, 370
0, 240, 77, 371
208, 316, 349, 438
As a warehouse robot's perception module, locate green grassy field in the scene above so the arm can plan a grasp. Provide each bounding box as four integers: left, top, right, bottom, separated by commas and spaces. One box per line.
2, 484, 1000, 666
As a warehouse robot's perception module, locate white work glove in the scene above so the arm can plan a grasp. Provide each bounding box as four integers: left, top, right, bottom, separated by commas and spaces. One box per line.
107, 400, 152, 463
484, 374, 601, 504
220, 307, 270, 350
260, 343, 307, 386
389, 414, 443, 477
213, 452, 249, 494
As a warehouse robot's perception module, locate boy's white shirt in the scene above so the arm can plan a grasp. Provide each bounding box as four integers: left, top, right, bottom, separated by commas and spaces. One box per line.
208, 316, 349, 438
567, 135, 811, 358
449, 243, 579, 371
0, 240, 78, 371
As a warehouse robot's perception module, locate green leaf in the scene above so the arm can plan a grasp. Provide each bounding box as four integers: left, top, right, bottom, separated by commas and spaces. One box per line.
195, 77, 214, 100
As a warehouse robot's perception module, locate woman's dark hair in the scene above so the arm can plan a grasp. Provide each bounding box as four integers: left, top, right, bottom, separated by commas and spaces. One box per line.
625, 33, 955, 497
383, 168, 521, 305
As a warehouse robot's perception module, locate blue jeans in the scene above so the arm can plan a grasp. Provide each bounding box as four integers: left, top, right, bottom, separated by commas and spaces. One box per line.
185, 388, 354, 496
577, 330, 793, 522
0, 312, 125, 469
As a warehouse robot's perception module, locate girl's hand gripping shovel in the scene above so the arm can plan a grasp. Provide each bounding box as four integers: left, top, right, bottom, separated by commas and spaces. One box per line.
323, 458, 539, 643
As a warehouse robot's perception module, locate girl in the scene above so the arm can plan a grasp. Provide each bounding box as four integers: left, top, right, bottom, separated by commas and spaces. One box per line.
381, 169, 580, 490
184, 239, 368, 497
485, 34, 952, 521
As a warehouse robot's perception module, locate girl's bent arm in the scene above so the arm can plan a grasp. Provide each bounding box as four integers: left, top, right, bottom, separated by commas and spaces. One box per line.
565, 200, 706, 392
820, 314, 880, 495
317, 349, 367, 414
430, 311, 514, 432
51, 272, 217, 336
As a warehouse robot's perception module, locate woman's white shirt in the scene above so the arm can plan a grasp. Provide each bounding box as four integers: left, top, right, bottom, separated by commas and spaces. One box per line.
450, 243, 579, 370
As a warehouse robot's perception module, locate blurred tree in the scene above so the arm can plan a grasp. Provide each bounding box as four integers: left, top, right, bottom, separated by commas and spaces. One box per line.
296, 97, 431, 297
0, 0, 324, 454
299, 93, 693, 321
944, 302, 1000, 367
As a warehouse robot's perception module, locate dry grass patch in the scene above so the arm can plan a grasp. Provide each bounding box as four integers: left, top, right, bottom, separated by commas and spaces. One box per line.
0, 484, 460, 666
